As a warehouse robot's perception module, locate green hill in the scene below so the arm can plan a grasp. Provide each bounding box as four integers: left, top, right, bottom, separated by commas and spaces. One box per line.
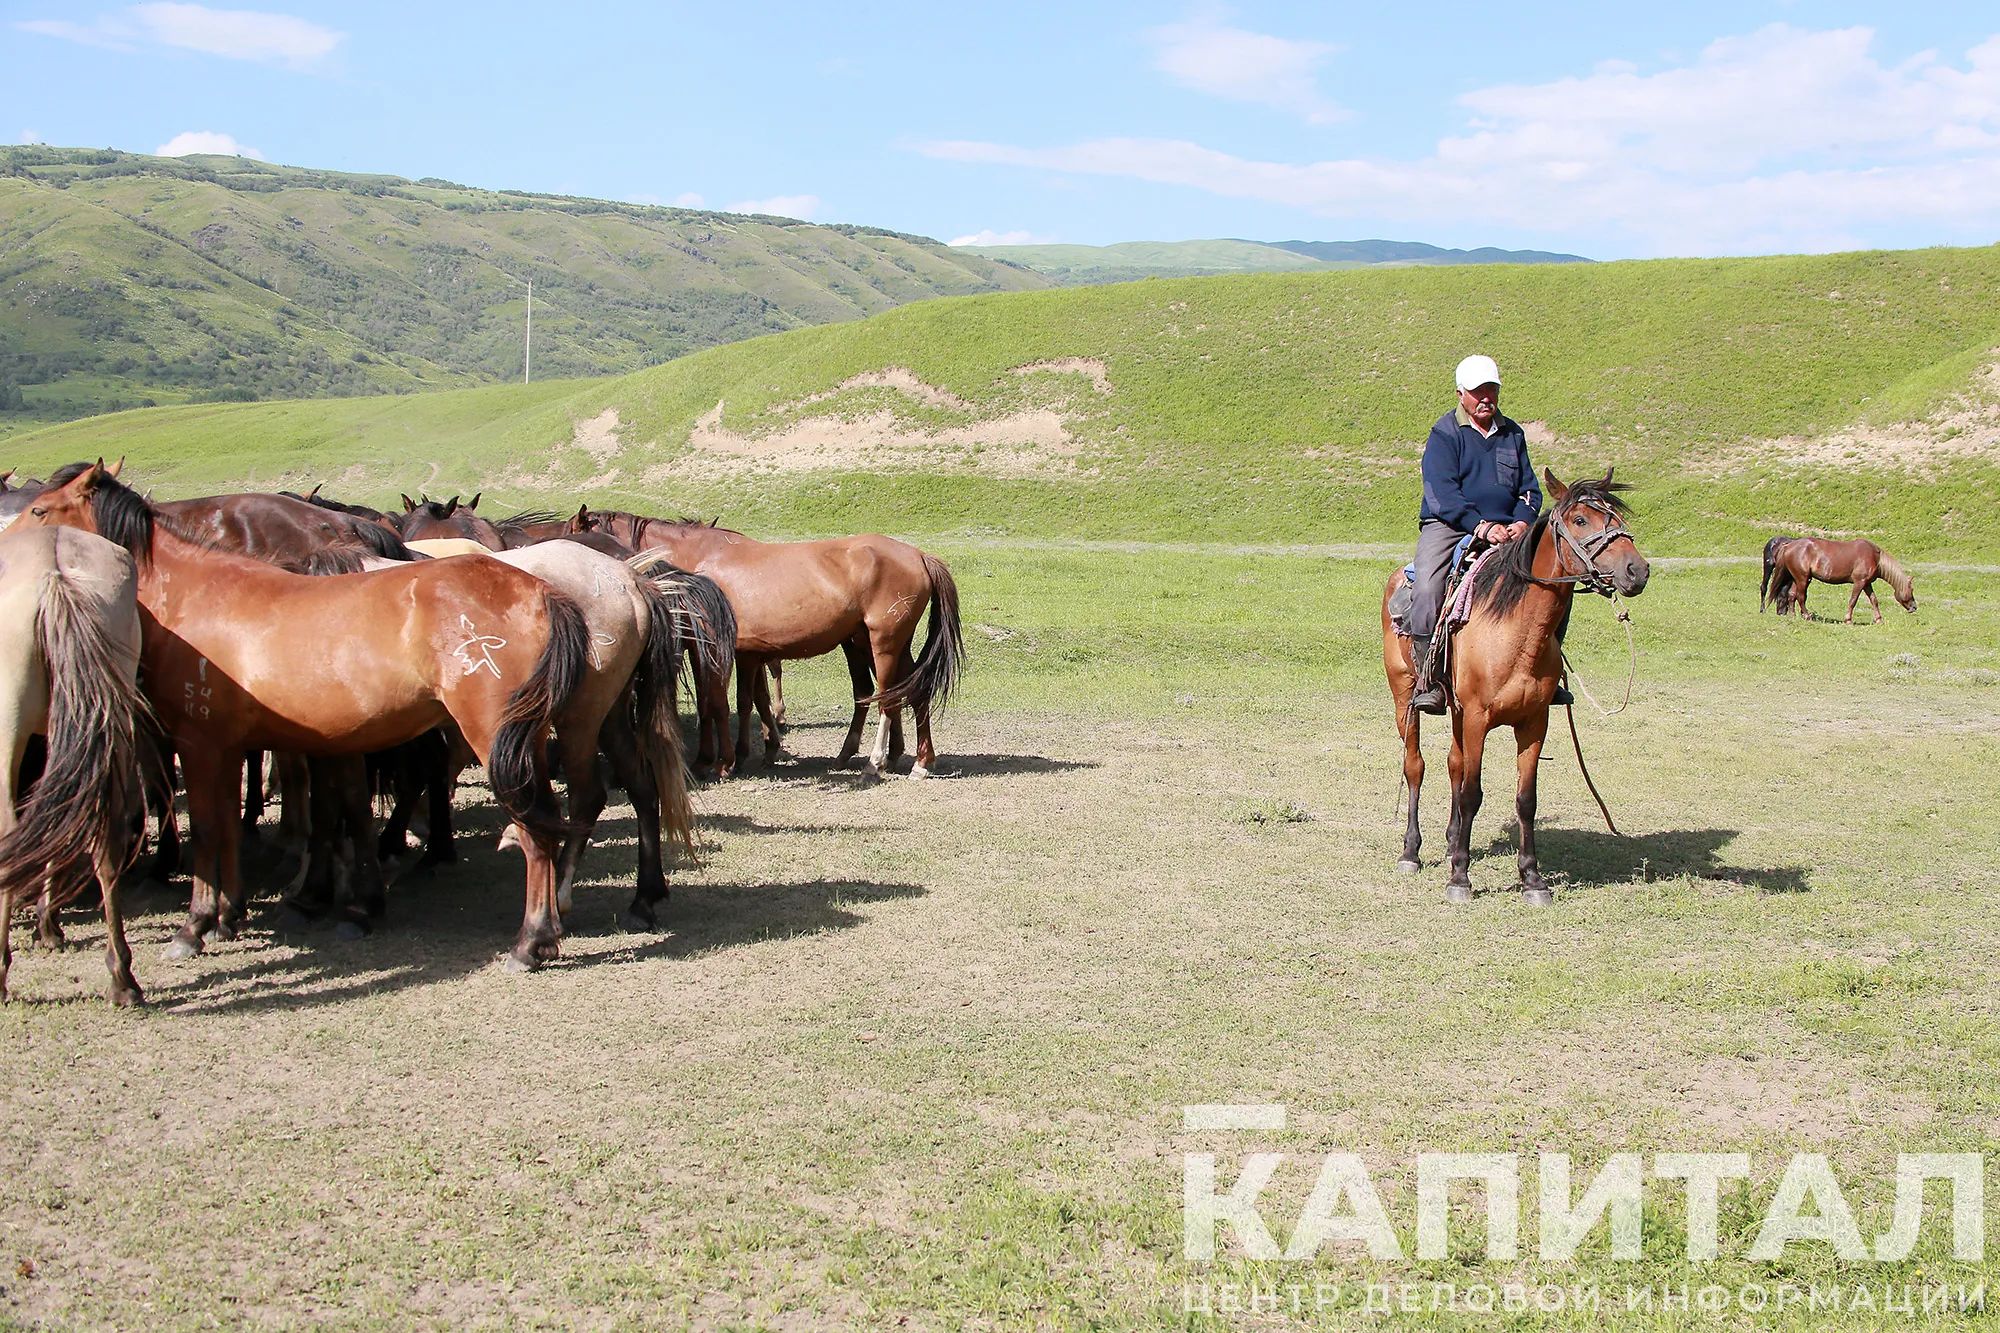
963, 237, 1588, 285
0, 146, 1047, 435
11, 245, 2000, 558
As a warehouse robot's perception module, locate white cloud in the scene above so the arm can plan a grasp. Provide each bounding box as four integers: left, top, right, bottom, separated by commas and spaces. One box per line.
725, 193, 821, 220
1147, 12, 1345, 125
948, 229, 1052, 247
17, 4, 343, 69
920, 25, 2000, 256
18, 130, 45, 144
673, 191, 706, 208
156, 130, 264, 159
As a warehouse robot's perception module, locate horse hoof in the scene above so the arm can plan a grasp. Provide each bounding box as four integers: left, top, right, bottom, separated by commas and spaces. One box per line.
1444, 883, 1474, 905
909, 763, 932, 780
162, 937, 201, 961
332, 920, 369, 942
202, 922, 236, 946
620, 908, 659, 933
1522, 887, 1555, 908
501, 951, 538, 975
1395, 859, 1421, 875
110, 985, 145, 1008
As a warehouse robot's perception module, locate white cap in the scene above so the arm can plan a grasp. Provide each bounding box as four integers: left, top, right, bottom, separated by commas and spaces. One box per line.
1455, 354, 1501, 392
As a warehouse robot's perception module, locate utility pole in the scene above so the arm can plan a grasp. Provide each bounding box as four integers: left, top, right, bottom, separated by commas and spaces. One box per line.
523, 275, 532, 384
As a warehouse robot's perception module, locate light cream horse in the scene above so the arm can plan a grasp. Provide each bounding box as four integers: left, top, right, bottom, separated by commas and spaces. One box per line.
0, 525, 154, 1005
403, 538, 696, 925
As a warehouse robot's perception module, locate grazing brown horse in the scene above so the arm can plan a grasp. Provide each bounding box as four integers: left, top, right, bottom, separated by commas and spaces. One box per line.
583, 511, 964, 777
18, 463, 589, 972
1382, 470, 1650, 905
0, 525, 152, 1006
1762, 536, 1915, 622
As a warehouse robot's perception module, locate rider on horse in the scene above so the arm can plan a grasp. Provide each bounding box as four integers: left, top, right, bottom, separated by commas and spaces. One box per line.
1405, 355, 1568, 714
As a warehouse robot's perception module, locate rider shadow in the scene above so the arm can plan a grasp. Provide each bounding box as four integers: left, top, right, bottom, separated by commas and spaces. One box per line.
719, 750, 1096, 787
1480, 827, 1811, 895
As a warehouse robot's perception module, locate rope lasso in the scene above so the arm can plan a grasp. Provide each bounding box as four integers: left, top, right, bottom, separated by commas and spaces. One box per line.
1557, 590, 1635, 832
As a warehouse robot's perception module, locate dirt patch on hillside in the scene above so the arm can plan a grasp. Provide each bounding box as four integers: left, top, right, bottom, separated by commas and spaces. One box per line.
659, 362, 1112, 480
1703, 356, 2000, 476
570, 408, 623, 462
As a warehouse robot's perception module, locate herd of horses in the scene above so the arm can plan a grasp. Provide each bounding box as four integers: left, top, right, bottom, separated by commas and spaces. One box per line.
0, 461, 963, 1006
0, 456, 1924, 1004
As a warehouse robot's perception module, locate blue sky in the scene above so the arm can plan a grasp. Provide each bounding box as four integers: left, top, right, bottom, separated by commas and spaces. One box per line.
6, 1, 1999, 259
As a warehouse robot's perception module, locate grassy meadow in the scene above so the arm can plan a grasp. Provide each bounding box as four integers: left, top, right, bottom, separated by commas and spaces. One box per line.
1, 542, 1995, 1329
2, 248, 1999, 1327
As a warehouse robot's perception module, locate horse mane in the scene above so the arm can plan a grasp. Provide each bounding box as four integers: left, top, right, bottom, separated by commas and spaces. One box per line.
1470, 476, 1632, 622
44, 462, 209, 568
494, 509, 567, 531
1877, 550, 1913, 599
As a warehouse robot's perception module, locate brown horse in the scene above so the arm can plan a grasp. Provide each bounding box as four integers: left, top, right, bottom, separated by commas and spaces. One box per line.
1382, 470, 1650, 905
583, 511, 964, 777
1763, 536, 1915, 622
18, 463, 589, 972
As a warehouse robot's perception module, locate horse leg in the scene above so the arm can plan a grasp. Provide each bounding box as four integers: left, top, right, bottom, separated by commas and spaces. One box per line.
419, 735, 458, 867
768, 661, 787, 729
167, 751, 234, 958
1864, 580, 1884, 624
241, 749, 266, 842
733, 656, 759, 767
601, 703, 667, 929
96, 819, 142, 1007
1443, 711, 1487, 904
834, 634, 874, 767
1845, 582, 1861, 625
144, 742, 181, 886
1514, 715, 1551, 906
1397, 706, 1424, 873
328, 756, 385, 932
552, 722, 608, 920
751, 664, 782, 757
867, 643, 903, 777
887, 648, 913, 766
706, 652, 736, 779
1795, 576, 1809, 620
286, 759, 341, 917
275, 751, 310, 854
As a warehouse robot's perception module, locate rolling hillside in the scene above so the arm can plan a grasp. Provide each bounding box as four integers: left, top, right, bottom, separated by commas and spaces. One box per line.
961, 237, 1588, 285
0, 146, 1047, 433
12, 244, 2000, 558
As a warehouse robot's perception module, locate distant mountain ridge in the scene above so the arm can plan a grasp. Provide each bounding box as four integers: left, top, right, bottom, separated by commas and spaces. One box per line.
960, 237, 1589, 285
0, 145, 1047, 433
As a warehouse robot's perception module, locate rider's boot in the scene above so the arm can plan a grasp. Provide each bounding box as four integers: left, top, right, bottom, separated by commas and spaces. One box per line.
1410, 634, 1447, 715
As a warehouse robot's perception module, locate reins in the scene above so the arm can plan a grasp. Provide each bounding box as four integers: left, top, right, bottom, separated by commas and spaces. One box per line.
1542, 498, 1637, 834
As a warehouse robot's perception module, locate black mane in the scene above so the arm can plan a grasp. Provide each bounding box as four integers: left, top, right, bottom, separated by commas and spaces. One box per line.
45, 463, 165, 566
1469, 475, 1632, 622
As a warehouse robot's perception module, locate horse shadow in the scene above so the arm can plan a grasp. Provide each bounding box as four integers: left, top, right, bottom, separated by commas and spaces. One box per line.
51, 821, 926, 1015
1478, 826, 1811, 895
710, 749, 1097, 786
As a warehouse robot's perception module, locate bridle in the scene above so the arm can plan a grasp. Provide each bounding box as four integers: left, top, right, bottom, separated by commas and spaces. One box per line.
1533, 497, 1632, 597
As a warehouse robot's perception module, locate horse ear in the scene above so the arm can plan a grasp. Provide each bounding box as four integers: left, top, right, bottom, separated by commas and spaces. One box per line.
105, 455, 124, 479
0, 469, 14, 491
442, 496, 460, 518
1543, 468, 1568, 503
709, 515, 720, 527
572, 503, 590, 527
401, 494, 418, 511
466, 492, 480, 510
307, 481, 322, 499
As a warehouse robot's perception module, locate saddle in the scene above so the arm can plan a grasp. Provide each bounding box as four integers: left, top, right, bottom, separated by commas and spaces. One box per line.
1390, 536, 1501, 701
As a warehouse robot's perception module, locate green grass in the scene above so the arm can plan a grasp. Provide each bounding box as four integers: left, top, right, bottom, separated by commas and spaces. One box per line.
0, 549, 1993, 1329
0, 145, 1047, 426
13, 243, 2000, 558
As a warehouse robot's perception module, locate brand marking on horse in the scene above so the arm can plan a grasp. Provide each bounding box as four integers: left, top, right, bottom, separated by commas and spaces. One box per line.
589, 632, 617, 669
451, 614, 509, 678
590, 565, 614, 599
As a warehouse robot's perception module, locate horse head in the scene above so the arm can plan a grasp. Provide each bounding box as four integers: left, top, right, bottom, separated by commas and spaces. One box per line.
1544, 467, 1649, 597
570, 504, 596, 533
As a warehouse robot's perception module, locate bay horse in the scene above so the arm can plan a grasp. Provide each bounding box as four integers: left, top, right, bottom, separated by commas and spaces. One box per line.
1382, 470, 1650, 904
398, 494, 506, 550
1763, 536, 1915, 622
0, 470, 47, 529
0, 525, 153, 1005
18, 462, 590, 972
582, 511, 964, 777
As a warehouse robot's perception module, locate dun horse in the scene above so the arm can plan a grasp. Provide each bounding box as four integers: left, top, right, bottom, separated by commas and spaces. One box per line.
17, 463, 589, 971
584, 511, 964, 778
1761, 536, 1915, 622
1382, 470, 1650, 904
0, 525, 153, 1005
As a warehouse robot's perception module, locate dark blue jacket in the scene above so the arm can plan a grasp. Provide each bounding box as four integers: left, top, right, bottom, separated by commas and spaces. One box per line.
1418, 408, 1541, 530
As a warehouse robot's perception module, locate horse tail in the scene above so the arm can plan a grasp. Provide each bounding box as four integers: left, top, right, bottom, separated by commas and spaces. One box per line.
302, 543, 370, 577
1760, 536, 1787, 611
627, 553, 737, 688
868, 551, 965, 714
487, 590, 589, 842
634, 579, 697, 863
354, 522, 417, 562
0, 565, 153, 910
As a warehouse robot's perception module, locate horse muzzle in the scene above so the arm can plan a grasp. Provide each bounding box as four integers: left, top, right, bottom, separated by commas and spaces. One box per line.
1613, 556, 1650, 597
